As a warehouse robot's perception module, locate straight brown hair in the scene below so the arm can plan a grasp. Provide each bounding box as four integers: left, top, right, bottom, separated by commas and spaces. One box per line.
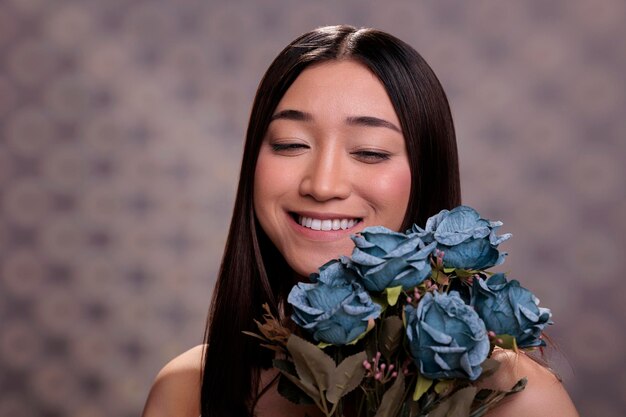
201, 25, 461, 417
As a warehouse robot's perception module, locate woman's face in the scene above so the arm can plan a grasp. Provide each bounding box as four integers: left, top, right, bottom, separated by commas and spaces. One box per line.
254, 60, 412, 277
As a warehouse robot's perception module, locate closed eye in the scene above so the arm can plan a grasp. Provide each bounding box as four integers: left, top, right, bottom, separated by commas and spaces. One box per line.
271, 142, 309, 154
352, 150, 391, 163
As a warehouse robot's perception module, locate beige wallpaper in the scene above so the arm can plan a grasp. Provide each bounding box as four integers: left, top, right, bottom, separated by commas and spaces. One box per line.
0, 0, 624, 416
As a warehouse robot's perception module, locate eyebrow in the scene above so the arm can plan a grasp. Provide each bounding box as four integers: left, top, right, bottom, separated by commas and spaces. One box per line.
346, 115, 401, 133
270, 109, 401, 133
270, 109, 313, 122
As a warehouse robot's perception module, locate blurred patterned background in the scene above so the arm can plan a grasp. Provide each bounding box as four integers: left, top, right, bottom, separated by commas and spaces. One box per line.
0, 0, 624, 416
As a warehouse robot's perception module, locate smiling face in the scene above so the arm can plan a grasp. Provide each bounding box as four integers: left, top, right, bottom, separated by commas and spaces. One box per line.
253, 60, 412, 277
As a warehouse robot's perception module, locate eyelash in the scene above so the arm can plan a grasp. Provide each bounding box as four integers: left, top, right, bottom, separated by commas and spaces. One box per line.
352, 150, 391, 162
271, 143, 308, 152
270, 142, 391, 163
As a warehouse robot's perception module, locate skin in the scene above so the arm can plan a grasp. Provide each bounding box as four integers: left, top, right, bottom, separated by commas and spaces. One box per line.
142, 60, 579, 417
253, 60, 412, 277
476, 349, 579, 416
141, 346, 579, 417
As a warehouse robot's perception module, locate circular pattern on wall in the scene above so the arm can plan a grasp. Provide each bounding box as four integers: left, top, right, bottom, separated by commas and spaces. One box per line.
0, 1, 624, 416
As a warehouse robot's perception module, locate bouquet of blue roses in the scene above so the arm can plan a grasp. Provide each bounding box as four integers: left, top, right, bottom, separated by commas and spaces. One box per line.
246, 206, 553, 417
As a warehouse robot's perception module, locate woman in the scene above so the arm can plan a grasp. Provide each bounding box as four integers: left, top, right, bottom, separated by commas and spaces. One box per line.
142, 25, 578, 417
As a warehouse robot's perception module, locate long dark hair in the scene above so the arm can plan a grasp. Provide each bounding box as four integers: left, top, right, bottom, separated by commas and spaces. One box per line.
201, 25, 461, 417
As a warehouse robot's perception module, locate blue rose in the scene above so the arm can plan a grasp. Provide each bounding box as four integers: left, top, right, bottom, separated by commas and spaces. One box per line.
347, 226, 436, 292
471, 273, 552, 348
405, 291, 490, 380
408, 205, 511, 271
288, 260, 381, 345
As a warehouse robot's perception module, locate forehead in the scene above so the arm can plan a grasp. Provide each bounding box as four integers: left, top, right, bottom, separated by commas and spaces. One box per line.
274, 60, 400, 125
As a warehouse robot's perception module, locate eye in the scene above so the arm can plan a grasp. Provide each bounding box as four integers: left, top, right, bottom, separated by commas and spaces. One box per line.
270, 142, 309, 155
352, 150, 391, 163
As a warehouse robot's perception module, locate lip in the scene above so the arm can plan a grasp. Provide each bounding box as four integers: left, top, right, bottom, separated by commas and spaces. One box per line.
286, 211, 363, 241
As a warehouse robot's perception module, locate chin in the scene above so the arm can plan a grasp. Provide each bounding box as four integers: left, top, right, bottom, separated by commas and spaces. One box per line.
290, 257, 336, 280
285, 243, 356, 280
291, 263, 322, 280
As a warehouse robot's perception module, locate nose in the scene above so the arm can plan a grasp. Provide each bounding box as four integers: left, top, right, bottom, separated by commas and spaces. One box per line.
298, 147, 351, 201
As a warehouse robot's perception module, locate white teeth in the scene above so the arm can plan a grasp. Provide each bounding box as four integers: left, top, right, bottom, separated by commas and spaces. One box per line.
297, 215, 359, 231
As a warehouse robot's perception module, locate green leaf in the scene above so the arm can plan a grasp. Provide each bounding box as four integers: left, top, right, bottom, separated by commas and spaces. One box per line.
443, 267, 456, 274
287, 334, 336, 393
380, 316, 404, 361
326, 351, 367, 404
412, 372, 433, 401
469, 378, 527, 417
455, 269, 475, 278
364, 332, 377, 357
273, 358, 298, 376
385, 285, 403, 306
510, 378, 527, 392
372, 294, 389, 310
277, 373, 316, 405
273, 359, 320, 402
494, 334, 518, 351
405, 399, 421, 417
374, 372, 405, 417
429, 386, 477, 417
241, 330, 265, 341
434, 379, 454, 395
433, 270, 450, 286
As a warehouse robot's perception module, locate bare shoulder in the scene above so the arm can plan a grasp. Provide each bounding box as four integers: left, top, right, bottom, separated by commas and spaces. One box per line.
478, 349, 579, 417
141, 345, 205, 417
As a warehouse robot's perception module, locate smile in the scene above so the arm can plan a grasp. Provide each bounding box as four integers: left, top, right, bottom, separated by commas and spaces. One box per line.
296, 215, 361, 231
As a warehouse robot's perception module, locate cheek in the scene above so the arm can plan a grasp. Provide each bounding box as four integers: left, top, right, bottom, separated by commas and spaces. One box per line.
362, 165, 412, 228
253, 154, 278, 216
253, 153, 297, 222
